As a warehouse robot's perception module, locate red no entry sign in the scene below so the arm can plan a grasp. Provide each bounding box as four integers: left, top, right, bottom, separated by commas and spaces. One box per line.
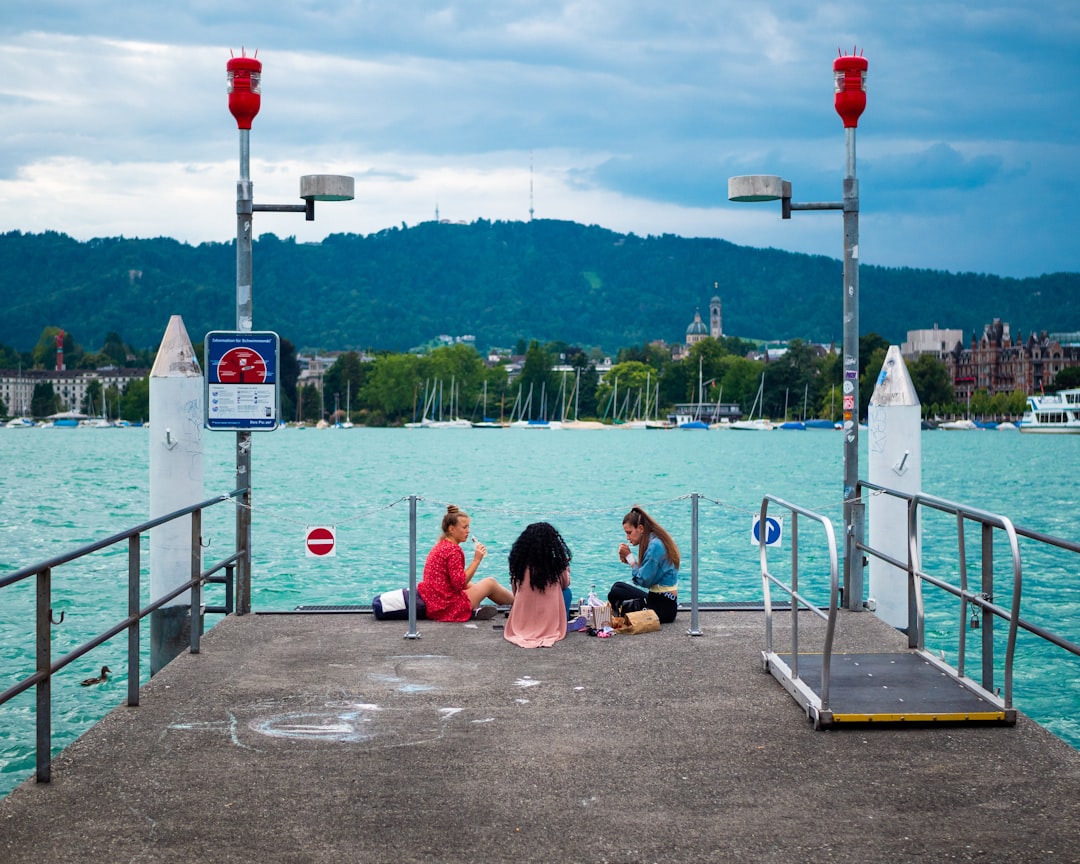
305, 526, 336, 558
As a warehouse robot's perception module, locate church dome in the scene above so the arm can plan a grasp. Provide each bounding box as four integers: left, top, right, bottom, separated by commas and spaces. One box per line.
686, 309, 708, 338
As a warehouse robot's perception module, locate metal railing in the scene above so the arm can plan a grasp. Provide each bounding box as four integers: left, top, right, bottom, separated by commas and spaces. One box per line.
0, 487, 248, 783
856, 480, 1080, 707
760, 481, 1080, 717
759, 495, 840, 708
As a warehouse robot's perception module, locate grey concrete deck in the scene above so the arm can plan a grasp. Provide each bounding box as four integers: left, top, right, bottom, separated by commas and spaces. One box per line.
2, 608, 1078, 863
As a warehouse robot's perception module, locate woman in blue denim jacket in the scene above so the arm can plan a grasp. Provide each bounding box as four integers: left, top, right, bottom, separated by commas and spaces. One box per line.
608, 505, 681, 624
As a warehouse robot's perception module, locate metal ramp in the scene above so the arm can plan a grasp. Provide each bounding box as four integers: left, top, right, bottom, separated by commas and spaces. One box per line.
764, 649, 1016, 729
757, 492, 1035, 733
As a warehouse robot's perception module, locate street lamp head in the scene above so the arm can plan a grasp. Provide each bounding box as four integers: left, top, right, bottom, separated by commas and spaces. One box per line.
728, 175, 787, 203
834, 51, 867, 128
300, 175, 355, 203
227, 52, 262, 130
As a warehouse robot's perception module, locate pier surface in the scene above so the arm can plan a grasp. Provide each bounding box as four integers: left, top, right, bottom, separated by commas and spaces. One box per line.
2, 609, 1078, 863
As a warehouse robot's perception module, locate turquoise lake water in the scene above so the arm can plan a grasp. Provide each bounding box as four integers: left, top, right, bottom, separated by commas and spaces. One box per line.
2, 425, 1078, 798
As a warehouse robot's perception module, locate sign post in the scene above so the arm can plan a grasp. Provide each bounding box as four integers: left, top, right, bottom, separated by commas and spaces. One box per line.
205, 331, 281, 431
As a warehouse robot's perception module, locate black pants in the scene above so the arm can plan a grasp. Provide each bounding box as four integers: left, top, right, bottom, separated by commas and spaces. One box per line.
607, 581, 678, 624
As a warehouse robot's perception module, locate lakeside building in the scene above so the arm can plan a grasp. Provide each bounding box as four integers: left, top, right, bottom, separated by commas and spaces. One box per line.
0, 367, 148, 418
901, 325, 965, 357
903, 319, 1080, 401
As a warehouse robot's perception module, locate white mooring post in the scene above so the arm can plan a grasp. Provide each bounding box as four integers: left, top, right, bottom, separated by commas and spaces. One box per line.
149, 315, 205, 674
866, 345, 921, 631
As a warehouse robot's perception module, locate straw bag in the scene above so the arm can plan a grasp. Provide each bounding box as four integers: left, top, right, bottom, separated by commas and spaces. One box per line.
614, 608, 660, 634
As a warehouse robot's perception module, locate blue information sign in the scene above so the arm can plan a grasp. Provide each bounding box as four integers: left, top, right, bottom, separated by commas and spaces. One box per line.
205, 331, 280, 431
750, 514, 783, 547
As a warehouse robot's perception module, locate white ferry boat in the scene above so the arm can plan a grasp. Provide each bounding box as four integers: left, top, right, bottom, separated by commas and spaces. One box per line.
1018, 388, 1080, 434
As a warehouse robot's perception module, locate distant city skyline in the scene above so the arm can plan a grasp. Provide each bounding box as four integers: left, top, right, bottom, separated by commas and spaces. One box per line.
1, 1, 1078, 279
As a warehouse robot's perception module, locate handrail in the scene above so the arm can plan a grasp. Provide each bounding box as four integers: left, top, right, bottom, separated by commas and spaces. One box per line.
857, 480, 1080, 708
0, 488, 247, 589
0, 487, 248, 784
760, 495, 839, 708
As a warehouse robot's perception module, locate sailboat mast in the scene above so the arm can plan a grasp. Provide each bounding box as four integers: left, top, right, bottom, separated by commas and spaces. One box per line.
575, 368, 581, 421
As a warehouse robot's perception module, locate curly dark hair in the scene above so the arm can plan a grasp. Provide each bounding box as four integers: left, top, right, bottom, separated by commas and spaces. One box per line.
508, 522, 572, 594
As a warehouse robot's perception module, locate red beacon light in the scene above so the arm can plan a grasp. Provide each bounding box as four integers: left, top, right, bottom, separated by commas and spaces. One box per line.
833, 50, 868, 128
227, 52, 262, 130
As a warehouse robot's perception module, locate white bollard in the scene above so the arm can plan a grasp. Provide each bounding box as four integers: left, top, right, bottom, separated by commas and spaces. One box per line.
866, 345, 921, 630
149, 315, 204, 674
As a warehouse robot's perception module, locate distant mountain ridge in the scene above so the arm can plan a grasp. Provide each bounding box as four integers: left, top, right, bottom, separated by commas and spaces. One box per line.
1, 220, 1077, 353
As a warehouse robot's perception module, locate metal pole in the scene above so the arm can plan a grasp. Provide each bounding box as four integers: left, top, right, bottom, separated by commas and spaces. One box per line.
127, 535, 140, 708
687, 493, 702, 636
406, 495, 421, 639
36, 568, 51, 783
236, 129, 253, 615
190, 508, 202, 654
981, 522, 995, 692
842, 126, 864, 611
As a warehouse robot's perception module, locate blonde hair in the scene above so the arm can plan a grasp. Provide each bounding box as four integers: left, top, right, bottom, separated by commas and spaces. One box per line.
441, 504, 468, 536
622, 505, 680, 569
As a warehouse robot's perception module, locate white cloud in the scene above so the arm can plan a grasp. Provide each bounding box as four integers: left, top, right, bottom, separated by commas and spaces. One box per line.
0, 1, 1078, 277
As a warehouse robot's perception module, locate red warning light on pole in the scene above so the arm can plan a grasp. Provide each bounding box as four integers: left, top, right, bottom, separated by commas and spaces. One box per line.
227, 51, 262, 130
833, 50, 868, 129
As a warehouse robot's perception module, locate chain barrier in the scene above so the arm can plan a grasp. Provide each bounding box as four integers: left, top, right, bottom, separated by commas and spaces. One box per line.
226, 489, 868, 532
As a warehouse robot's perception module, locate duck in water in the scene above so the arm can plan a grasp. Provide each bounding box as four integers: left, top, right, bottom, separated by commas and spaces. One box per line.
80, 665, 110, 686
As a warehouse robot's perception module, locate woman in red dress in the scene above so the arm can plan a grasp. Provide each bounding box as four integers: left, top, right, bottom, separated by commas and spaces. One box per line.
417, 505, 514, 622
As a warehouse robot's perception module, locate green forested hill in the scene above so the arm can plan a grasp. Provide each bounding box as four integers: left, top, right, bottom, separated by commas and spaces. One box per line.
1, 220, 1077, 353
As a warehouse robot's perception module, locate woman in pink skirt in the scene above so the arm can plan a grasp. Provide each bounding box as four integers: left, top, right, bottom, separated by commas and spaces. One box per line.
504, 522, 573, 648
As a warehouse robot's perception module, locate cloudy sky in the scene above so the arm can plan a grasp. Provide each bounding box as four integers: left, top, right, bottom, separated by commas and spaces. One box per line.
1, 1, 1077, 278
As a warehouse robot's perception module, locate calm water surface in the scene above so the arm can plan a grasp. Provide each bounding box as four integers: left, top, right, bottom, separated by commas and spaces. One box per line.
2, 425, 1078, 797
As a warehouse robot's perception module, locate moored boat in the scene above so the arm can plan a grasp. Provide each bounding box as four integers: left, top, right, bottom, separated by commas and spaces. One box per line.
939, 419, 978, 431
1018, 388, 1080, 434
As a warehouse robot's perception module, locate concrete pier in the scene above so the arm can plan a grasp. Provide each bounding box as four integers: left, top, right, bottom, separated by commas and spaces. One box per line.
2, 609, 1078, 863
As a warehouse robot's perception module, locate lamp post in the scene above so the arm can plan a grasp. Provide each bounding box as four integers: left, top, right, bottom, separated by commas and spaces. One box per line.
226, 50, 354, 613
728, 51, 867, 610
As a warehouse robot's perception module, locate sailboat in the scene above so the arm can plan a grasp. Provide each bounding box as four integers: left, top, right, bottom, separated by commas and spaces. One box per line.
646, 379, 672, 429
805, 384, 839, 429
730, 373, 773, 431
341, 381, 355, 428
778, 386, 806, 430
679, 357, 709, 429
430, 377, 472, 428
405, 380, 436, 428
617, 375, 647, 429
562, 368, 606, 429
472, 381, 503, 428
80, 393, 113, 428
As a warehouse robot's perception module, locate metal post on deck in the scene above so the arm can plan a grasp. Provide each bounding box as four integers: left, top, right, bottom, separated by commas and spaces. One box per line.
127, 536, 140, 708
190, 509, 202, 654
36, 568, 52, 783
727, 52, 869, 612
981, 523, 995, 691
235, 124, 254, 616
224, 52, 352, 618
687, 493, 702, 636
406, 495, 421, 639
841, 137, 865, 611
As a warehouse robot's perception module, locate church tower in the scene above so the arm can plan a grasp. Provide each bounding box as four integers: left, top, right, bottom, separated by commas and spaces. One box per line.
710, 286, 722, 339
